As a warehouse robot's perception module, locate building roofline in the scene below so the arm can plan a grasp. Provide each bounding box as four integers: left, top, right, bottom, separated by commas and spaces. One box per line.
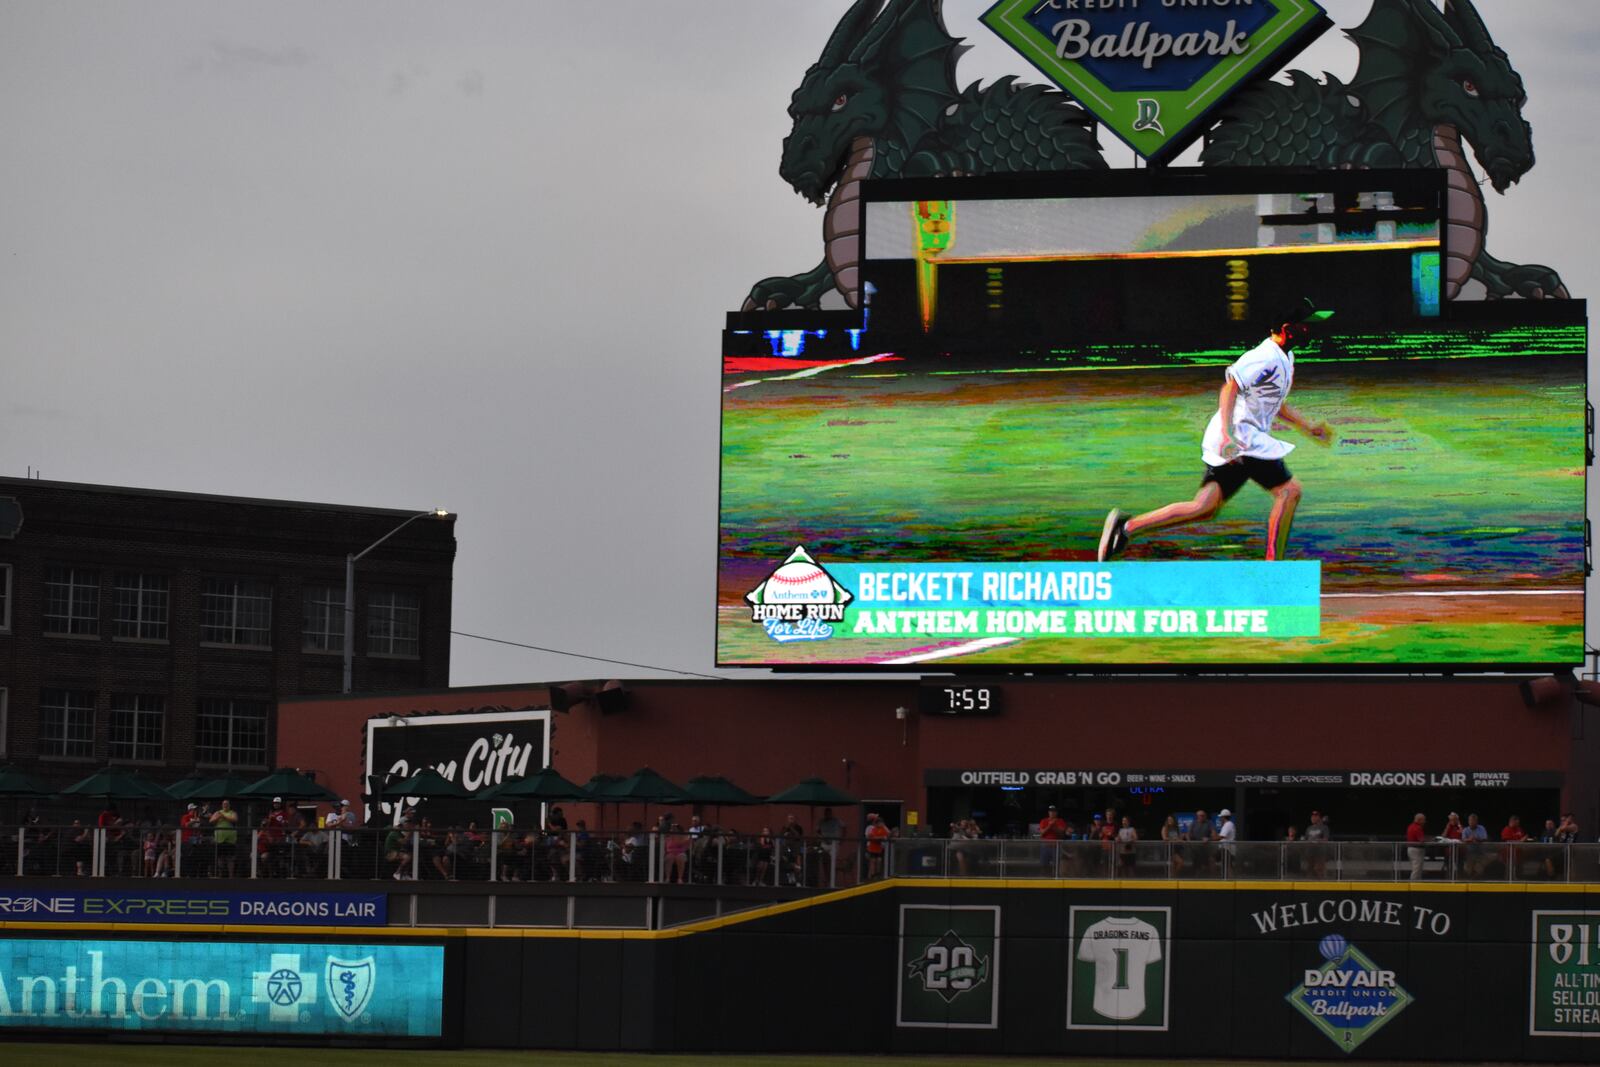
0, 475, 442, 520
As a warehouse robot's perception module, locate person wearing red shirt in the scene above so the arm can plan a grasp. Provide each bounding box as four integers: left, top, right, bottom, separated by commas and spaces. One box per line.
1442, 812, 1463, 841
864, 812, 891, 881
1405, 812, 1428, 881
1039, 805, 1069, 840
1500, 815, 1527, 842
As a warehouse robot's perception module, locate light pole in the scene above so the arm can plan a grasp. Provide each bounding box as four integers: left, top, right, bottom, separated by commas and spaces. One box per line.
343, 508, 449, 693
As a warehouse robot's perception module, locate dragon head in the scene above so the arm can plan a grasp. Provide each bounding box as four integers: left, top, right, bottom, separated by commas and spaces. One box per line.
780, 0, 962, 205
1351, 0, 1533, 193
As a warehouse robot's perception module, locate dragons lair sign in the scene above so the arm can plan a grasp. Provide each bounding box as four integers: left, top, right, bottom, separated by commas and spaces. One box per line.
982, 0, 1332, 164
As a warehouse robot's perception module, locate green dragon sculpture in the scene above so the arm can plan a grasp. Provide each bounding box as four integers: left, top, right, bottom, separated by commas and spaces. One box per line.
744, 0, 1106, 312
1201, 0, 1567, 300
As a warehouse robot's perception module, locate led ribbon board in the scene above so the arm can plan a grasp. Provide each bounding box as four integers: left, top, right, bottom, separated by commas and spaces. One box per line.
981, 0, 1331, 164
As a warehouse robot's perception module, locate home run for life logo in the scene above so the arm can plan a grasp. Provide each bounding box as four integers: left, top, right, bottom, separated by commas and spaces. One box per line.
745, 545, 853, 643
1287, 934, 1412, 1052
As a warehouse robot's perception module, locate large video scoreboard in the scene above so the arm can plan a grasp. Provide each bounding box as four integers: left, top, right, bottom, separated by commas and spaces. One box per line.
717, 170, 1586, 670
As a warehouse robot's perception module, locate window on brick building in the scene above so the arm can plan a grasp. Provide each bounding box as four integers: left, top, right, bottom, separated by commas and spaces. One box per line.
44, 565, 100, 636
200, 577, 272, 647
367, 587, 421, 658
40, 689, 96, 759
196, 698, 268, 768
113, 572, 169, 641
302, 584, 345, 653
109, 694, 164, 762
0, 563, 11, 633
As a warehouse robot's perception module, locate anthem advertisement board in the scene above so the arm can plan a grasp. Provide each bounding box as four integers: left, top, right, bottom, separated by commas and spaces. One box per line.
0, 939, 443, 1036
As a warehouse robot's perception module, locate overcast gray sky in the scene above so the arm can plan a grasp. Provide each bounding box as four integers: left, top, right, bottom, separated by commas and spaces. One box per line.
2, 2, 1594, 684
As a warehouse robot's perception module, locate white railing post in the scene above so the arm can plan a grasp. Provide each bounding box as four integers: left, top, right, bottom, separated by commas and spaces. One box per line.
489, 831, 500, 883
14, 828, 23, 877
569, 832, 579, 882
174, 830, 183, 879
249, 830, 259, 879
411, 831, 420, 881
647, 832, 658, 884
716, 837, 725, 886
93, 828, 105, 878
771, 836, 780, 887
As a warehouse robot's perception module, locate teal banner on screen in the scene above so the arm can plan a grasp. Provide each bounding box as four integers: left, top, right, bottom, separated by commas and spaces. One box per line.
0, 939, 443, 1035
832, 561, 1321, 638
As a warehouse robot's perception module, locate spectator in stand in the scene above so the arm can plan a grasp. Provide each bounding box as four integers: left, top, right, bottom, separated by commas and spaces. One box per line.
1501, 814, 1528, 878
664, 818, 690, 884
385, 816, 414, 881
260, 797, 293, 877
142, 829, 158, 878
209, 800, 239, 878
1116, 816, 1139, 876
752, 825, 775, 886
324, 800, 356, 876
69, 820, 93, 877
1092, 813, 1116, 875
1039, 804, 1069, 874
1182, 810, 1215, 876
1557, 813, 1581, 843
817, 807, 843, 880
864, 812, 891, 881
1460, 813, 1488, 877
1443, 812, 1463, 841
1303, 810, 1331, 879
1406, 812, 1428, 881
951, 818, 981, 876
1284, 825, 1301, 875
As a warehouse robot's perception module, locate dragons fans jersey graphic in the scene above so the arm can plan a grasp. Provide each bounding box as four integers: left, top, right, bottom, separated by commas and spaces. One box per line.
1068, 906, 1171, 1030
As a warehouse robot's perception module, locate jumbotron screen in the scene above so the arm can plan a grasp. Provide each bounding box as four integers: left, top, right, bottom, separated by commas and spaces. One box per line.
716, 172, 1586, 669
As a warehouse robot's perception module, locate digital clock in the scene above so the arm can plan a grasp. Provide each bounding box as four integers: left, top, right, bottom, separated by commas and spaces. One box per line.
918, 683, 1002, 716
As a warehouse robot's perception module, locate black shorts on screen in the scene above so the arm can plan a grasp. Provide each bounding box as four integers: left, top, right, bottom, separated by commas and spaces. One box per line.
1202, 456, 1292, 499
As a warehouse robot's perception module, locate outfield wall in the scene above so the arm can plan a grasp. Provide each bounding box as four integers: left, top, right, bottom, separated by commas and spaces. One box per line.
6, 881, 1600, 1059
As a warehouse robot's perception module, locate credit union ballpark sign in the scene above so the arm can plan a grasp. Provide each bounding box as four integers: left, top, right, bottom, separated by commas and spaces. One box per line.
981, 0, 1332, 163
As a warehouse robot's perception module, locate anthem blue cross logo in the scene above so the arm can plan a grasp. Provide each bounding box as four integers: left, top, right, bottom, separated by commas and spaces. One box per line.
251, 952, 318, 1023
981, 0, 1331, 163
1286, 934, 1412, 1053
326, 955, 376, 1021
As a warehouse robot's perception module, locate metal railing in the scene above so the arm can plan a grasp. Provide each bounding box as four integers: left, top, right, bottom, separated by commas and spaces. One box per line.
0, 826, 874, 888
7, 828, 1588, 886
892, 838, 1593, 882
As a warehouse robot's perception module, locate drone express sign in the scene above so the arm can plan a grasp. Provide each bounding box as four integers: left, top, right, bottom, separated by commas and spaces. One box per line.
981, 0, 1332, 163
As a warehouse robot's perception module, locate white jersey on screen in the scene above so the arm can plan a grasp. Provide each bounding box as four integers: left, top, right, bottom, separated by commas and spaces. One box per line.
1077, 916, 1163, 1020
1201, 336, 1295, 466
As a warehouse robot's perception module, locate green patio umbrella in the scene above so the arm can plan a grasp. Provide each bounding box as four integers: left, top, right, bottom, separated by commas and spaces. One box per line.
0, 766, 53, 798
164, 773, 210, 800
384, 768, 472, 799
184, 774, 256, 800
237, 768, 339, 802
595, 767, 688, 804
765, 776, 857, 807
60, 767, 174, 801
479, 766, 590, 801
683, 775, 763, 807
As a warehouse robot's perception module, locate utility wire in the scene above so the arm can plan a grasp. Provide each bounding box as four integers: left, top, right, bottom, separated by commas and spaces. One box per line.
450, 629, 729, 680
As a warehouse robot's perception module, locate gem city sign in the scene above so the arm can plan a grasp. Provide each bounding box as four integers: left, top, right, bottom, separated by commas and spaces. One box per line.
981, 0, 1332, 163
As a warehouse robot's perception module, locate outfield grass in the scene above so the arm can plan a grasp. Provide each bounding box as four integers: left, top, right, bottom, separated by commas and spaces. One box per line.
0, 1048, 1517, 1067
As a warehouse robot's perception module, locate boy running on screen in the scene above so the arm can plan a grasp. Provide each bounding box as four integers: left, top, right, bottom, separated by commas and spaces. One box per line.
1098, 300, 1335, 562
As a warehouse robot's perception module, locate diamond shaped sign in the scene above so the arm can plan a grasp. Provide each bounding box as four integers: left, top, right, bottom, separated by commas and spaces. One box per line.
981, 0, 1332, 164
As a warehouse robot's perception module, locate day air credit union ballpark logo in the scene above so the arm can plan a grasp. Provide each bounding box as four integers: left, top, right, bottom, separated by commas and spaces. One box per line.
981, 0, 1331, 163
745, 545, 853, 644
1287, 934, 1412, 1052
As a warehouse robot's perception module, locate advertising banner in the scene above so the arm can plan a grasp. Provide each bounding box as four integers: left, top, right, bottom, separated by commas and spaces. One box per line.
897, 904, 1001, 1029
0, 939, 443, 1035
365, 708, 550, 824
0, 891, 386, 926
1530, 910, 1600, 1037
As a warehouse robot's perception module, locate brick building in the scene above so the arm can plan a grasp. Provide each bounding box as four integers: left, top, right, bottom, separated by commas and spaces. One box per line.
0, 476, 455, 788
